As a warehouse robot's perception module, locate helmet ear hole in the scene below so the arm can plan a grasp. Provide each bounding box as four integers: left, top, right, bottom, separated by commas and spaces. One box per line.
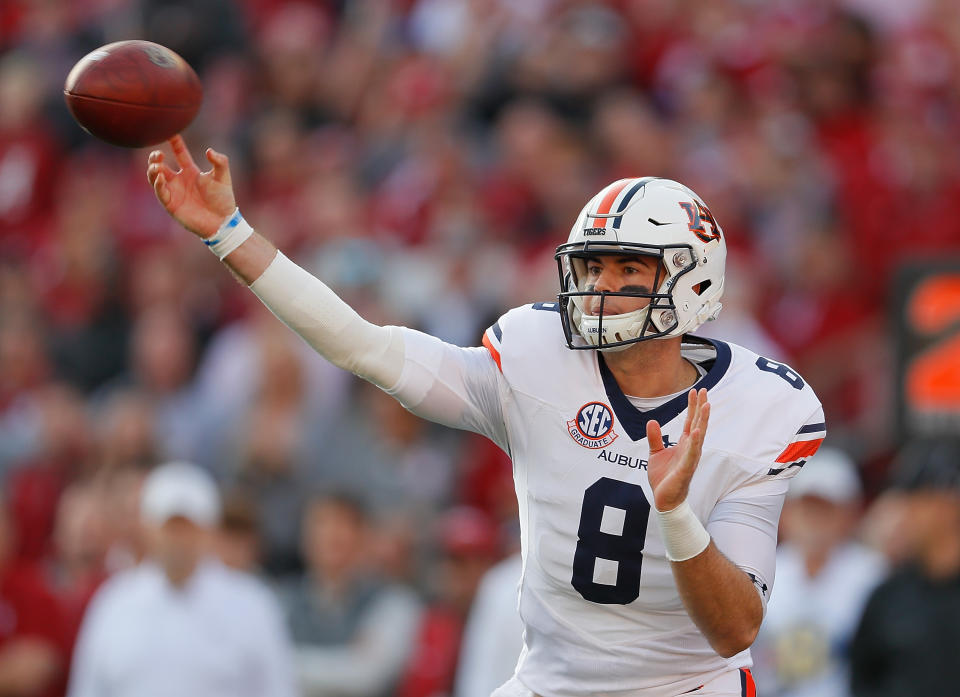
694, 280, 712, 296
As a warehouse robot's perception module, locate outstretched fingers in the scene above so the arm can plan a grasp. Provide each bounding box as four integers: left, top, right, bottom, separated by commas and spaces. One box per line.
168, 134, 198, 172
146, 158, 176, 187
153, 171, 171, 207
685, 390, 710, 468
205, 148, 231, 184
681, 389, 697, 435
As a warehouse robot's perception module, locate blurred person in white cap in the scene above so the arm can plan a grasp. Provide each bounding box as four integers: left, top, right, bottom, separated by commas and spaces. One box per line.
752, 447, 886, 697
67, 461, 298, 697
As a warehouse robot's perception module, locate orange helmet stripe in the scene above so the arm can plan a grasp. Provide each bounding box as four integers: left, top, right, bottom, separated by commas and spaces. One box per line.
592, 179, 633, 228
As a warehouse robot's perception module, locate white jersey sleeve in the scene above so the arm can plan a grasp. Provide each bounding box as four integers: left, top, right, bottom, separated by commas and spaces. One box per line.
385, 326, 509, 452
700, 349, 826, 608
708, 475, 788, 609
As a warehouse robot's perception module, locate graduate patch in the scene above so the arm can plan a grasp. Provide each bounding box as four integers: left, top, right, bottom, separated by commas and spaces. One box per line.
568, 402, 619, 449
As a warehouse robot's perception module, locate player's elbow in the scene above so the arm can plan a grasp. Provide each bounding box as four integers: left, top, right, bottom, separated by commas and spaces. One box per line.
712, 622, 760, 658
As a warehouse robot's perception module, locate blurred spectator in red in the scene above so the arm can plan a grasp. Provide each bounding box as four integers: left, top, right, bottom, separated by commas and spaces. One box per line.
43, 483, 108, 658
0, 313, 51, 473
139, 0, 247, 74
0, 496, 68, 697
35, 161, 126, 393
0, 52, 61, 258
397, 507, 500, 697
282, 491, 421, 697
456, 433, 516, 534
0, 311, 49, 415
250, 2, 332, 121
5, 384, 90, 562
591, 89, 677, 182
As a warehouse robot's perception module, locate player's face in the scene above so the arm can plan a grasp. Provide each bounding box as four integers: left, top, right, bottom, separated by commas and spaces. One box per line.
582, 255, 661, 316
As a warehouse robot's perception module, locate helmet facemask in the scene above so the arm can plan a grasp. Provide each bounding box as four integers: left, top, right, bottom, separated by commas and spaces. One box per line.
555, 241, 699, 351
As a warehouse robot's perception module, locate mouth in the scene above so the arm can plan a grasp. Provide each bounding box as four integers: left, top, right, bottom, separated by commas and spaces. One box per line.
584, 297, 643, 317
585, 304, 624, 317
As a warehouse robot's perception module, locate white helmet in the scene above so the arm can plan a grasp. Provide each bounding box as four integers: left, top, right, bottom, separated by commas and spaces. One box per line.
555, 177, 726, 351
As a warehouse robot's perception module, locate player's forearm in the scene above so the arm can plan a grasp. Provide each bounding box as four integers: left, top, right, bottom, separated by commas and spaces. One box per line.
221, 230, 279, 285
670, 542, 763, 658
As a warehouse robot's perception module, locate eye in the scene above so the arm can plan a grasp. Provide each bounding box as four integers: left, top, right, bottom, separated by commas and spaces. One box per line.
587, 264, 603, 276
623, 266, 639, 275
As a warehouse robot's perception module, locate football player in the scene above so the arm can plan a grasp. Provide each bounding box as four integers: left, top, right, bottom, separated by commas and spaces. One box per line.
147, 137, 824, 697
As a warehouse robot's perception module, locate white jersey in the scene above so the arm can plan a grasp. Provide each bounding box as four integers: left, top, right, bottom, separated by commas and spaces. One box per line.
388, 303, 824, 697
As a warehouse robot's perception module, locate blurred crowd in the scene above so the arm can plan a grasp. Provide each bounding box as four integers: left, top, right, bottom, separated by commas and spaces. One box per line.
1, 0, 959, 696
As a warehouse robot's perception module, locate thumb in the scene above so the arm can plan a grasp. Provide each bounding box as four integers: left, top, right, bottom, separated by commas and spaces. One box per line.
206, 148, 231, 184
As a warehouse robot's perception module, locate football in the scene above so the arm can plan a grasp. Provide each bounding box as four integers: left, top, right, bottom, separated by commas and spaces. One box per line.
64, 40, 202, 148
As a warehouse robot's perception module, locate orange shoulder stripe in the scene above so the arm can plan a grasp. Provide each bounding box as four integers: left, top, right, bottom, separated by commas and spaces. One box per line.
482, 333, 502, 372
775, 437, 824, 464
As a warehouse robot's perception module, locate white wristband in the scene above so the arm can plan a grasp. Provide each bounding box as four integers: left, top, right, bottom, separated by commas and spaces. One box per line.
203, 208, 254, 260
655, 501, 711, 562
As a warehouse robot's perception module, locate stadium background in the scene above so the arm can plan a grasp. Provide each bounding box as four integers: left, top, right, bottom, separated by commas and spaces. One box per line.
1, 0, 959, 696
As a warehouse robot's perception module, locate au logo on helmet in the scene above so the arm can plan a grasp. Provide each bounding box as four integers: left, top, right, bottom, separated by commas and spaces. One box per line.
679, 201, 721, 244
568, 402, 619, 449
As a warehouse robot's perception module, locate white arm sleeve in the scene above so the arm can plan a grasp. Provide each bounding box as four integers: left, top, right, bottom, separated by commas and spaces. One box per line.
707, 476, 789, 611
250, 252, 508, 449
250, 252, 404, 389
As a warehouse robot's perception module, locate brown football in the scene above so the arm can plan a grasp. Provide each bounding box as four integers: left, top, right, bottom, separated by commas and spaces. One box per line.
64, 41, 203, 148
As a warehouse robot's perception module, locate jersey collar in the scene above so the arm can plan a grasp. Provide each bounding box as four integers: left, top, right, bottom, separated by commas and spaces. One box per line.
598, 336, 732, 442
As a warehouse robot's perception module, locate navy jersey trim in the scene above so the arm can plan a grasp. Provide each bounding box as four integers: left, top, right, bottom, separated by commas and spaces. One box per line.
598, 337, 732, 442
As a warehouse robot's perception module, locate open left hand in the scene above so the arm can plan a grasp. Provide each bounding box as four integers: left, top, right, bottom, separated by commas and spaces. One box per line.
646, 388, 710, 512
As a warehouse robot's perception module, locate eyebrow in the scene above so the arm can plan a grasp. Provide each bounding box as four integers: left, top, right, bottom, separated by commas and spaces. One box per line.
584, 256, 650, 265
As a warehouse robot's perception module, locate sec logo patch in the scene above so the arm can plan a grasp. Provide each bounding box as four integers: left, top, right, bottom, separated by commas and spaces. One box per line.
567, 402, 619, 449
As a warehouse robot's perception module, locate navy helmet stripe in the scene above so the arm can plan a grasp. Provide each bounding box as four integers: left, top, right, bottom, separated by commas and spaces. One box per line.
491, 321, 503, 342
611, 177, 655, 229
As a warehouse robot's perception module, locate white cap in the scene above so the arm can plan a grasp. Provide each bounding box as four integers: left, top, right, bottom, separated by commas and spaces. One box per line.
140, 461, 221, 527
787, 447, 862, 504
